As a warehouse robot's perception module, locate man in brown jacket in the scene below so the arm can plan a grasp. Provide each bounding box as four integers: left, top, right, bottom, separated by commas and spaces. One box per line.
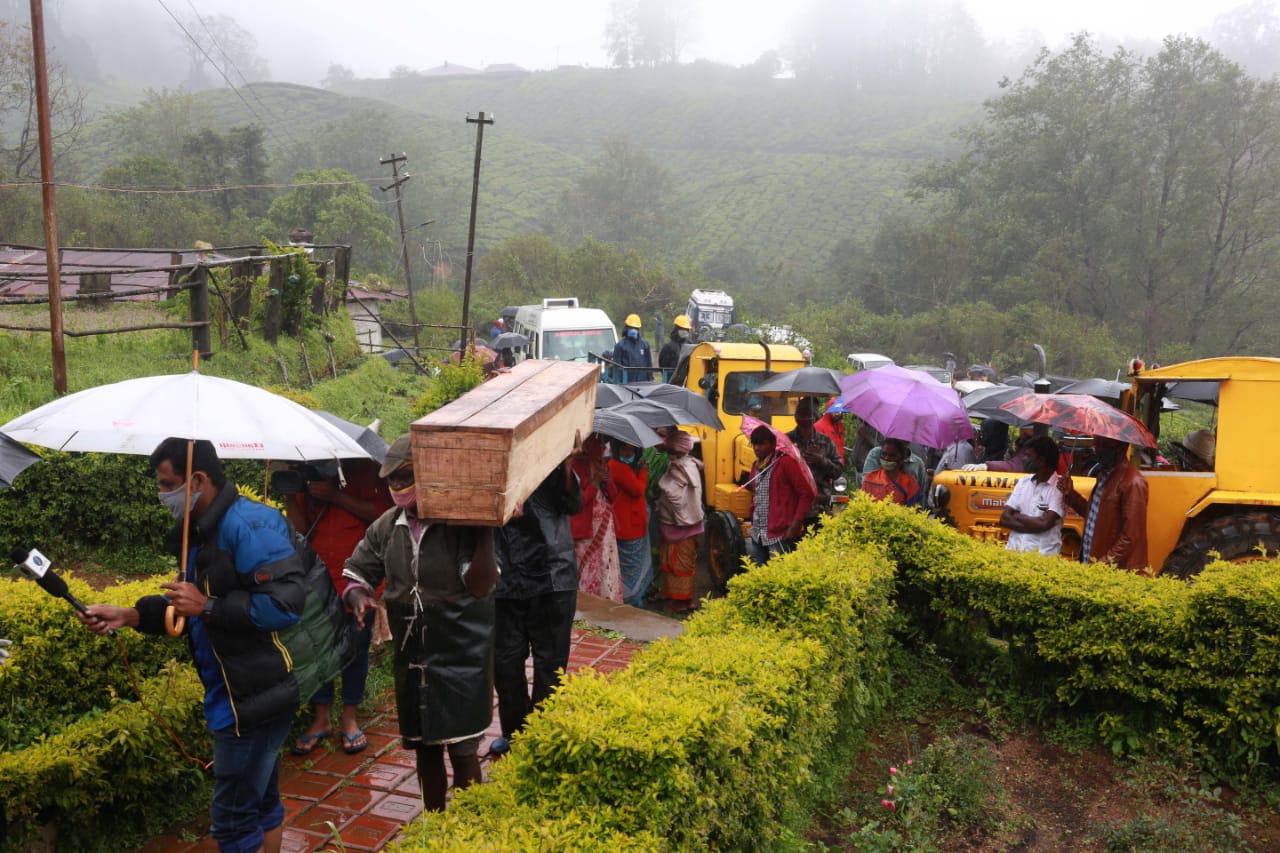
1057, 436, 1149, 571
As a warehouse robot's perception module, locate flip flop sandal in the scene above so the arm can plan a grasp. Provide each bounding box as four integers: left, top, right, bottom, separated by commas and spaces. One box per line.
341, 729, 368, 755
290, 730, 331, 756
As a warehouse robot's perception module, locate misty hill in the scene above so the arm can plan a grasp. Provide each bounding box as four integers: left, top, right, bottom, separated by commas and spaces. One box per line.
334, 65, 981, 277
75, 65, 982, 281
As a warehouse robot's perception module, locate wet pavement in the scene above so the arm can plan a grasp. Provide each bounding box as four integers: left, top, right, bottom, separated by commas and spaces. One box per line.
137, 594, 677, 852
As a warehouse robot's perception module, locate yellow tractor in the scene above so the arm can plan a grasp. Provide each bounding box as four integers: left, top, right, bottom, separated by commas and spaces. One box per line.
670, 340, 808, 591
931, 356, 1280, 577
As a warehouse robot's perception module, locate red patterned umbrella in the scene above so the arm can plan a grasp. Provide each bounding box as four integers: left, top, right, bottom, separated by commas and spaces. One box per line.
998, 393, 1157, 448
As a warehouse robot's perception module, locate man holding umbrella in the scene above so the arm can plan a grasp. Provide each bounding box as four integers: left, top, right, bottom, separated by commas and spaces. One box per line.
78, 438, 308, 853
1057, 436, 1149, 571
745, 424, 817, 564
787, 398, 843, 524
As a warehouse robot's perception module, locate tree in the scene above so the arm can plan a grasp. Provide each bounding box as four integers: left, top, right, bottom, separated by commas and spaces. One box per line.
180, 124, 270, 218
558, 134, 678, 251
268, 169, 397, 275
871, 34, 1280, 359
0, 20, 85, 179
322, 63, 356, 88
177, 13, 268, 89
1205, 0, 1280, 78
106, 88, 212, 164
605, 0, 698, 68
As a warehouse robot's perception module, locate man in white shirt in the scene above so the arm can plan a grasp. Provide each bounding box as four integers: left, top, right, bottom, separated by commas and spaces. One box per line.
1000, 436, 1065, 555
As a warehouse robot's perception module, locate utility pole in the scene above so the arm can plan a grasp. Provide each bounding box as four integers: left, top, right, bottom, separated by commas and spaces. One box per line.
30, 0, 66, 394
379, 153, 418, 349
461, 111, 494, 355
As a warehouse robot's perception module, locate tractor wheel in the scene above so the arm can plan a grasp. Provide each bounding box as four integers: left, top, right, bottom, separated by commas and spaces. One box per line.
706, 509, 746, 596
1160, 511, 1280, 580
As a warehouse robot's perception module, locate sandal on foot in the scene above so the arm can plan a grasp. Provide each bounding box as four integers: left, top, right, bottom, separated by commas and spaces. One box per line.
341, 729, 368, 754
290, 730, 331, 756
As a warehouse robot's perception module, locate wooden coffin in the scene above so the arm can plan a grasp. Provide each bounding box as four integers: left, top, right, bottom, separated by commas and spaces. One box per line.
409, 359, 599, 526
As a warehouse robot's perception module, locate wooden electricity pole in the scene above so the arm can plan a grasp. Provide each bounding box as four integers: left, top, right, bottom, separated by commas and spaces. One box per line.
29, 0, 66, 394
461, 111, 494, 355
379, 153, 419, 349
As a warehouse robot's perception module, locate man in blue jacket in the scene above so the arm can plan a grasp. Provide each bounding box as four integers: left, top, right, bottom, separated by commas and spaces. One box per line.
79, 437, 306, 853
611, 313, 653, 382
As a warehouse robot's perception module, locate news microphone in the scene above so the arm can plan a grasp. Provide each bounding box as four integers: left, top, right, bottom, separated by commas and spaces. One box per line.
11, 546, 90, 615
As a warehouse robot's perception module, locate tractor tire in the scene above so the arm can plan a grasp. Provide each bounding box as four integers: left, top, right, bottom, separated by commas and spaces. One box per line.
1160, 510, 1280, 580
706, 509, 746, 596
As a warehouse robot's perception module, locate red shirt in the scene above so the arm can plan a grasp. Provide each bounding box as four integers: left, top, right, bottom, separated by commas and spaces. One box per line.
286, 460, 392, 593
814, 415, 845, 463
608, 458, 649, 540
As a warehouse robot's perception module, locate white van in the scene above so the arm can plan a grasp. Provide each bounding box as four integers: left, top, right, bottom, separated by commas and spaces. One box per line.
511, 298, 618, 362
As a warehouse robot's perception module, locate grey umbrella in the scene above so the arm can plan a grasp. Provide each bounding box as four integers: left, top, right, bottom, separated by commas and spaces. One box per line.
591, 409, 664, 448
627, 383, 724, 429
594, 383, 635, 408
751, 366, 843, 397
1057, 378, 1179, 411
0, 432, 41, 489
491, 332, 530, 351
608, 399, 709, 430
314, 411, 390, 463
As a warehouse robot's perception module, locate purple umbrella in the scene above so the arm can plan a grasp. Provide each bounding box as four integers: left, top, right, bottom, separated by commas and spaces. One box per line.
834, 364, 974, 449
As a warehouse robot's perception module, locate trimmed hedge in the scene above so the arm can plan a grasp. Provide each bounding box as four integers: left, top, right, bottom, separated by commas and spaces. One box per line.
0, 575, 190, 751
0, 662, 209, 850
838, 493, 1280, 771
390, 515, 898, 851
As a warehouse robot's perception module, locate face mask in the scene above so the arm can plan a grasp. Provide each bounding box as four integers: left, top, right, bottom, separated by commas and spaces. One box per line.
391, 484, 417, 509
158, 483, 199, 519
618, 452, 636, 465
626, 328, 639, 339
881, 460, 899, 471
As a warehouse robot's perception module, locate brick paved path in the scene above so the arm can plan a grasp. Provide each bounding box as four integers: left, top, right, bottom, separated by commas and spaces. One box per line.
137, 629, 643, 853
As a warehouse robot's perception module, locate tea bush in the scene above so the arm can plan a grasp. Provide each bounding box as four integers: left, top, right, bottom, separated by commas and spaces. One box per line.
392, 510, 898, 850
0, 574, 189, 751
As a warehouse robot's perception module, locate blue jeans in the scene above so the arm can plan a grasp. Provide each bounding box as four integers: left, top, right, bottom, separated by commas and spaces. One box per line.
746, 536, 796, 566
209, 712, 293, 853
312, 617, 374, 706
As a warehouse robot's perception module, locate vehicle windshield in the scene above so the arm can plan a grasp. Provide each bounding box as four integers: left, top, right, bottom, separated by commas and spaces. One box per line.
1134, 381, 1219, 472
722, 370, 781, 417
543, 328, 616, 361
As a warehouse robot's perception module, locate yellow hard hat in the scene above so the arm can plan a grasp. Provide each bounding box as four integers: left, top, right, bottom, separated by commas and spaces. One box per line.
624, 313, 642, 328
673, 314, 692, 330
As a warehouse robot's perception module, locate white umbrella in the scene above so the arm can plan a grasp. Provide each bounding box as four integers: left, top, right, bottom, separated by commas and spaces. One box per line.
0, 372, 372, 461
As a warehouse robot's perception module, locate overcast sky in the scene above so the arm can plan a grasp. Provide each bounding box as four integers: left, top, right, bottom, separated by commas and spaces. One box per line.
52, 0, 1256, 85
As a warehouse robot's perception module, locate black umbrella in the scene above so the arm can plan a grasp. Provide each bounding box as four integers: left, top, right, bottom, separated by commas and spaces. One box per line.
594, 383, 634, 408
491, 332, 529, 350
627, 383, 724, 429
1056, 378, 1178, 411
591, 409, 663, 448
751, 366, 843, 397
314, 411, 390, 463
961, 385, 1035, 426
0, 432, 41, 489
608, 399, 708, 430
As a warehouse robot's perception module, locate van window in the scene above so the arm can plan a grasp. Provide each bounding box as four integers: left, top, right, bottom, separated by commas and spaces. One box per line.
543, 328, 614, 361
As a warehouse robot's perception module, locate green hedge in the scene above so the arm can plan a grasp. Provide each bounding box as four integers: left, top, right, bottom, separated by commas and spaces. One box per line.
0, 662, 209, 851
0, 575, 189, 751
838, 493, 1280, 772
390, 513, 898, 851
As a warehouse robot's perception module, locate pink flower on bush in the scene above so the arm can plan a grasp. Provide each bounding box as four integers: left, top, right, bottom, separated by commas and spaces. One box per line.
881, 799, 896, 811
886, 784, 894, 796
907, 759, 913, 766
889, 766, 898, 775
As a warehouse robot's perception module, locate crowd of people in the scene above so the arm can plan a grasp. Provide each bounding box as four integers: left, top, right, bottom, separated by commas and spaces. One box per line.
52, 335, 1157, 847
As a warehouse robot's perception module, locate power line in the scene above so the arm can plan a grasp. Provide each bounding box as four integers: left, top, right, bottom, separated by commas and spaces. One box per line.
0, 177, 387, 194
153, 0, 287, 150
181, 0, 302, 149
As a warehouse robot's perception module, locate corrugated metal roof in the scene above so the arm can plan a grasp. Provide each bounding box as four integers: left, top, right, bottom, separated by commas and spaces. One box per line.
0, 247, 214, 301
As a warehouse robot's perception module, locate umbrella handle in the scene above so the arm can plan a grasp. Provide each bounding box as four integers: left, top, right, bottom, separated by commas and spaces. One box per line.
165, 605, 186, 637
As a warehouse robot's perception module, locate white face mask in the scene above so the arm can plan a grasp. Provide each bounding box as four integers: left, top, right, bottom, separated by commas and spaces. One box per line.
158, 483, 199, 519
